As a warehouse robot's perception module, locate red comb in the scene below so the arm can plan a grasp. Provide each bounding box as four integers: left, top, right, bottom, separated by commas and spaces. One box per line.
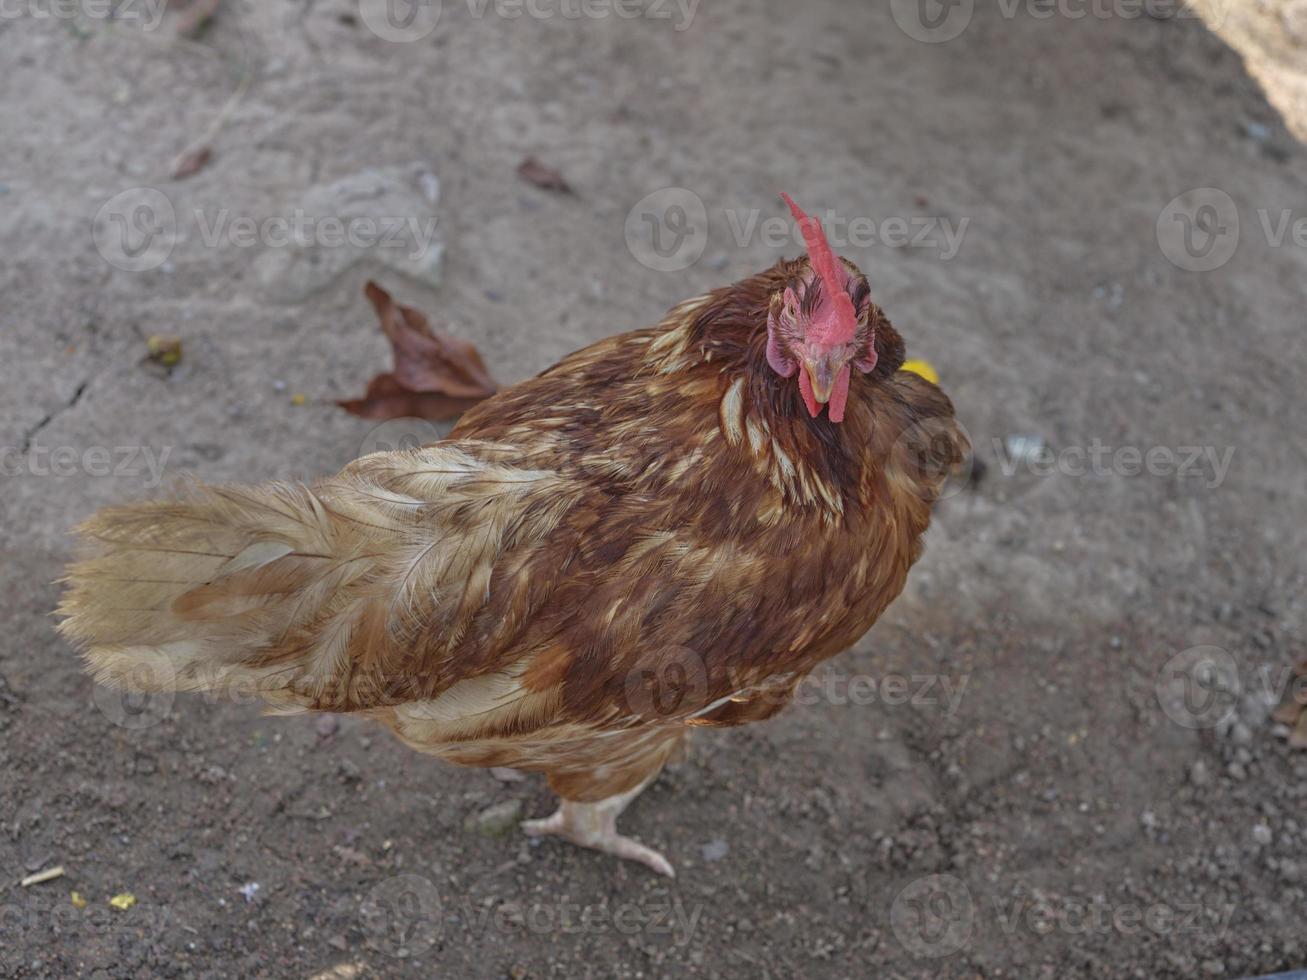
780, 192, 857, 345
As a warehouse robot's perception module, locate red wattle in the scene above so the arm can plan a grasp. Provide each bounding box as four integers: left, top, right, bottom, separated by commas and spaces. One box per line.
797, 367, 821, 418
827, 364, 852, 423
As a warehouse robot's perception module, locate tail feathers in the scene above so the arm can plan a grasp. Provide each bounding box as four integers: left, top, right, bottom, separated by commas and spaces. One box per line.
58, 444, 582, 714
57, 480, 378, 711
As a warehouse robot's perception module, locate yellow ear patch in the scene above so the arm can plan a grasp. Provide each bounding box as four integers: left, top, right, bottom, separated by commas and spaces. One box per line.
900, 358, 939, 385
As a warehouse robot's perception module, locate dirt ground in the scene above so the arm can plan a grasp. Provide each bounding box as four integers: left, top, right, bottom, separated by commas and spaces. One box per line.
3, 1, 1307, 977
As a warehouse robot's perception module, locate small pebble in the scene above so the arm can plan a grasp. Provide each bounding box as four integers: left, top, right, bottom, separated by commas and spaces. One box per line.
336, 759, 361, 783
1253, 824, 1273, 846
146, 335, 183, 368
465, 799, 523, 837
702, 839, 729, 862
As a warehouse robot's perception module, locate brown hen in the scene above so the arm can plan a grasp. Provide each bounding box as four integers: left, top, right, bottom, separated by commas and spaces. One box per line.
58, 196, 966, 876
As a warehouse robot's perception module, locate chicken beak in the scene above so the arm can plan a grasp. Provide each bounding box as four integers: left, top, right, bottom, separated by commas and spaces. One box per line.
803, 356, 839, 405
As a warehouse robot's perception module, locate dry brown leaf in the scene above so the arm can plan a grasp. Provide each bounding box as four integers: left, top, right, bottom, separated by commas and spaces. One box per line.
172, 146, 212, 180
517, 157, 573, 194
1274, 658, 1307, 748
338, 282, 497, 422
172, 0, 222, 37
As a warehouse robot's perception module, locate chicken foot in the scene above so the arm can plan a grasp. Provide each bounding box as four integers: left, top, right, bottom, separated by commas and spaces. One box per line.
521, 775, 673, 877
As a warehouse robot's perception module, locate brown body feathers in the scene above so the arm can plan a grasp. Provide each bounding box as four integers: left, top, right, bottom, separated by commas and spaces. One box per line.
58, 259, 966, 802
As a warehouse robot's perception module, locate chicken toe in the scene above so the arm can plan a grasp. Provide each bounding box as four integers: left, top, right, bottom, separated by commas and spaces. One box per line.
522, 780, 673, 877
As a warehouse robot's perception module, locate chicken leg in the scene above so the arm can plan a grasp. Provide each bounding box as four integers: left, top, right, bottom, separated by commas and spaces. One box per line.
521, 774, 673, 877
